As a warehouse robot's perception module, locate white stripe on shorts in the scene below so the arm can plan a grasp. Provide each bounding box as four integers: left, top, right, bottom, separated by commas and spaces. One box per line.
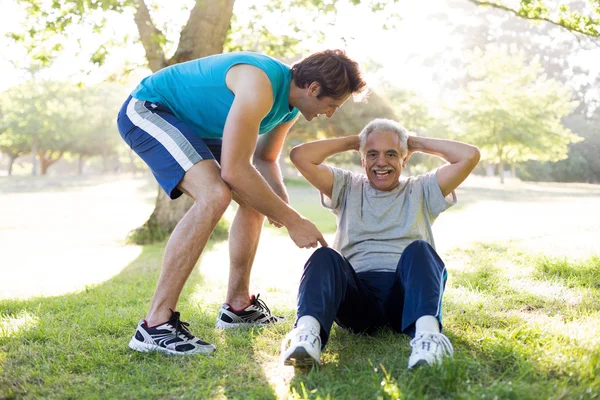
126, 97, 194, 170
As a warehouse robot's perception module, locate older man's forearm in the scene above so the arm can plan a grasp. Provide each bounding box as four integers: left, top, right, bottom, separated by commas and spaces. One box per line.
291, 136, 360, 167
409, 136, 480, 165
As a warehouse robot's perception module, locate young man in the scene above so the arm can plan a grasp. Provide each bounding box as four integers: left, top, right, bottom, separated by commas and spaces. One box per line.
281, 118, 480, 368
117, 50, 367, 355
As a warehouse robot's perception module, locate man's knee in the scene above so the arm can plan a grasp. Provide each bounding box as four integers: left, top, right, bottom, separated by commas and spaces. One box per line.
305, 247, 342, 271
208, 181, 233, 215
180, 160, 232, 214
405, 240, 434, 254
399, 240, 445, 275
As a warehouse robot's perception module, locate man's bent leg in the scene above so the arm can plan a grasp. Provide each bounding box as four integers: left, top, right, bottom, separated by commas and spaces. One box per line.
215, 200, 284, 328
146, 160, 232, 326
225, 204, 264, 309
282, 247, 379, 366
388, 240, 447, 336
297, 247, 378, 346
387, 240, 453, 368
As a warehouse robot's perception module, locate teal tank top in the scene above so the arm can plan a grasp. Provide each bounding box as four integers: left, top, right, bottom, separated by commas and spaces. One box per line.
131, 52, 299, 138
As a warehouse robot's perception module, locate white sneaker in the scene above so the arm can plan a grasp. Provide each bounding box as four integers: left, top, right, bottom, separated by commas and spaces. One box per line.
280, 326, 322, 366
408, 332, 453, 369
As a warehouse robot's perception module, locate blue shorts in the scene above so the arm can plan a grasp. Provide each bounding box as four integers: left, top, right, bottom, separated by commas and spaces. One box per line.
117, 95, 222, 199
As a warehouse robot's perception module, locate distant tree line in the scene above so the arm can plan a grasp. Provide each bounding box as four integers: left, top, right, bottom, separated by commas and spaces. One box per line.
0, 81, 142, 176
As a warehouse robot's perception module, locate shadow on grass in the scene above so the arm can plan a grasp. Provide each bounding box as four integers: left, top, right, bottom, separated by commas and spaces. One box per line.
285, 243, 600, 399
285, 306, 598, 399
0, 241, 277, 399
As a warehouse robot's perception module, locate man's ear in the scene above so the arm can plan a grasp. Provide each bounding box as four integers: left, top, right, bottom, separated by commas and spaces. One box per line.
308, 82, 321, 97
361, 157, 365, 168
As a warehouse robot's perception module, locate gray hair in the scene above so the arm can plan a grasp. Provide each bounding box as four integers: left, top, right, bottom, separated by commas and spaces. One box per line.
358, 118, 409, 158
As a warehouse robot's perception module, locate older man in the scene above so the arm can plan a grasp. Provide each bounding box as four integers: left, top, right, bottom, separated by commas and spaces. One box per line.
281, 118, 480, 368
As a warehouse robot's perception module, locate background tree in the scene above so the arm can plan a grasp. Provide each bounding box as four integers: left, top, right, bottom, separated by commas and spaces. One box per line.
454, 46, 582, 183
9, 0, 598, 239
450, 0, 600, 182
467, 0, 600, 38
0, 129, 30, 176
69, 85, 124, 175
10, 0, 398, 242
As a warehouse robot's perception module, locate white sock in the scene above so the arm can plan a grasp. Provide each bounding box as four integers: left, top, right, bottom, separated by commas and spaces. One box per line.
415, 315, 440, 334
297, 315, 320, 333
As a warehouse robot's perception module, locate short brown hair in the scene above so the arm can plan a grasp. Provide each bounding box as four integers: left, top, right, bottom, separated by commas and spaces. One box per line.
291, 49, 367, 100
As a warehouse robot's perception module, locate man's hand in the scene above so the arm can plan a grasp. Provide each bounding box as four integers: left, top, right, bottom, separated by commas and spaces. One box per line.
287, 216, 328, 249
404, 135, 480, 196
402, 135, 416, 168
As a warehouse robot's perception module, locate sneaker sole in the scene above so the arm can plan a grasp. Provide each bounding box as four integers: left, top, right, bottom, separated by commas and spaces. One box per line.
408, 359, 430, 369
283, 346, 319, 367
128, 337, 216, 355
215, 319, 279, 329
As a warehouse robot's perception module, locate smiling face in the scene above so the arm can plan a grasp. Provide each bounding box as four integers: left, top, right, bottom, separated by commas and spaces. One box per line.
361, 130, 403, 192
296, 82, 349, 121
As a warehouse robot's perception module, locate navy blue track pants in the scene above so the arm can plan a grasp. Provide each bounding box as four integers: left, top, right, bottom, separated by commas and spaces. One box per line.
296, 240, 448, 348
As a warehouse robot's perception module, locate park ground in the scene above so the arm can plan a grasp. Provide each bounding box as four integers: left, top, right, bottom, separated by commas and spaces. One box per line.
1, 173, 599, 399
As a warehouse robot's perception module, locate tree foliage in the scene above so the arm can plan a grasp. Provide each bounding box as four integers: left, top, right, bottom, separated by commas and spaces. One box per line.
467, 0, 600, 38
0, 81, 126, 175
8, 0, 400, 242
454, 46, 582, 182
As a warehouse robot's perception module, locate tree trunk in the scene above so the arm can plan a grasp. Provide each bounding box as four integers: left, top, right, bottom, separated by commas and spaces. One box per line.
78, 155, 85, 176
497, 145, 504, 184
31, 139, 38, 176
38, 150, 63, 176
511, 163, 517, 178
131, 0, 235, 244
7, 155, 16, 176
40, 158, 49, 175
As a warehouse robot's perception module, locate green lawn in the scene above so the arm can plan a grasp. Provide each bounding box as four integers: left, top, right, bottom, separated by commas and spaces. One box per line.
286, 179, 337, 234
1, 240, 599, 399
1, 176, 600, 399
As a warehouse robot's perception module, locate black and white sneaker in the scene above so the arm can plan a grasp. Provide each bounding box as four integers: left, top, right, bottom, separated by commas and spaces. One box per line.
215, 294, 284, 329
129, 310, 216, 355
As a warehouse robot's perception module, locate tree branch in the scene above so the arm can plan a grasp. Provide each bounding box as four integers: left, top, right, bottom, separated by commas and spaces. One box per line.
466, 0, 600, 45
133, 0, 168, 72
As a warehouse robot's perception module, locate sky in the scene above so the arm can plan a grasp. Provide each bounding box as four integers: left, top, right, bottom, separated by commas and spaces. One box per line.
0, 0, 598, 103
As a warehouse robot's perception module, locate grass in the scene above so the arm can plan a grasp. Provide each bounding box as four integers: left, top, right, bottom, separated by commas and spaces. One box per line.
2, 175, 600, 399
1, 241, 599, 399
262, 178, 337, 235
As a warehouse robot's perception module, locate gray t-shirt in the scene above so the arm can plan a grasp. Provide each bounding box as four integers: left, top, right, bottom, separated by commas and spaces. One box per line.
321, 167, 457, 273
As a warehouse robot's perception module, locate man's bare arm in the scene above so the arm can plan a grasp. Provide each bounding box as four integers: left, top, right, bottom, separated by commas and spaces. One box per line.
290, 136, 360, 199
221, 65, 326, 248
252, 117, 299, 227
406, 136, 480, 197
253, 117, 298, 204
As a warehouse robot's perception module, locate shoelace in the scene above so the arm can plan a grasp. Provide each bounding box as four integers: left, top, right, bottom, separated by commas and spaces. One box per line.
168, 309, 194, 341
251, 294, 272, 316
281, 327, 320, 352
410, 332, 454, 356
